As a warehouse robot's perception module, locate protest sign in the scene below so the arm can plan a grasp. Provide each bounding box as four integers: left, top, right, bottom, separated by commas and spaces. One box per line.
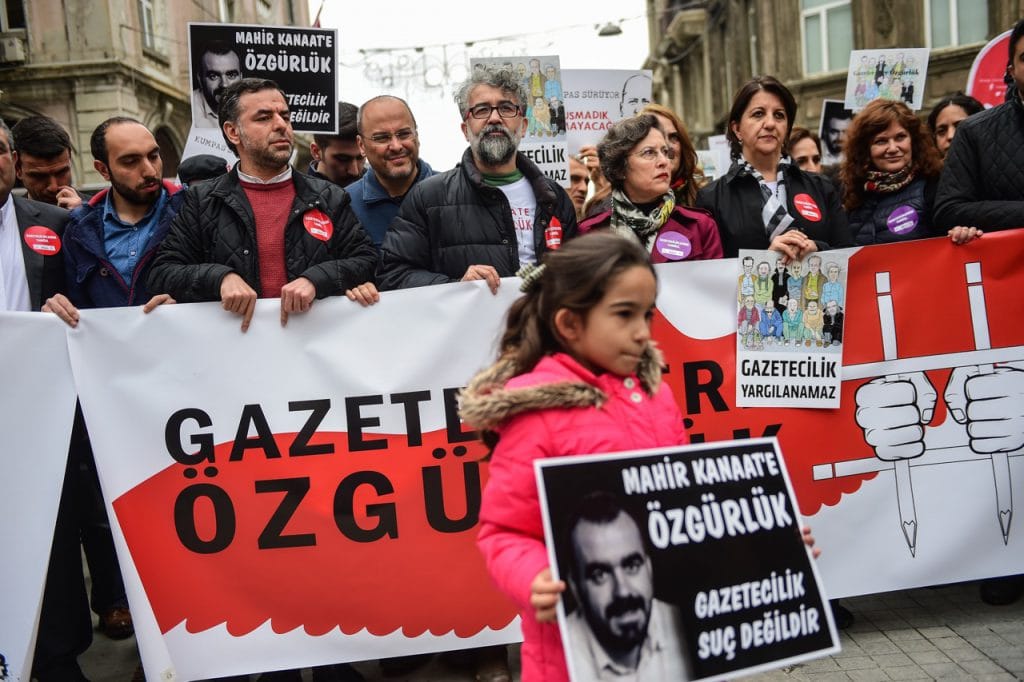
845, 48, 930, 111
735, 250, 849, 408
562, 69, 653, 156
537, 439, 839, 681
0, 313, 78, 682
967, 29, 1013, 108
818, 100, 853, 167
471, 56, 569, 187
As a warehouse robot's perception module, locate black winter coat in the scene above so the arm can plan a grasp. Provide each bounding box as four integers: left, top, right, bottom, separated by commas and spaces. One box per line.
148, 169, 377, 302
696, 162, 852, 258
377, 148, 578, 290
934, 94, 1024, 231
848, 176, 939, 245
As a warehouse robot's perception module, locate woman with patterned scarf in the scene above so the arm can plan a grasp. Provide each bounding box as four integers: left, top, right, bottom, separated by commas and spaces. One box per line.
840, 98, 944, 245
578, 114, 723, 263
696, 76, 851, 259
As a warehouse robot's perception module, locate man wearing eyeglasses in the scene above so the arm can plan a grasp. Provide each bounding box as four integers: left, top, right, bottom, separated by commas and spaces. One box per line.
307, 101, 365, 188
378, 68, 577, 293
346, 96, 436, 247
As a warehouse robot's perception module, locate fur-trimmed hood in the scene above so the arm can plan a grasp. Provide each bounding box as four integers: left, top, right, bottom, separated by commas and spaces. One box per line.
459, 345, 665, 433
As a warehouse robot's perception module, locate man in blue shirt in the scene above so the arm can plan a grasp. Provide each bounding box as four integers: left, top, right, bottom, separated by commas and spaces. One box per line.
347, 96, 435, 247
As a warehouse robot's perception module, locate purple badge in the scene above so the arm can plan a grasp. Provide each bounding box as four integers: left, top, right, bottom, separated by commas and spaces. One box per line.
886, 205, 919, 235
655, 231, 692, 260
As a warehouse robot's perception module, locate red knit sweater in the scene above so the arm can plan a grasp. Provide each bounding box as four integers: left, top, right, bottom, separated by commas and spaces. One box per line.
240, 178, 296, 298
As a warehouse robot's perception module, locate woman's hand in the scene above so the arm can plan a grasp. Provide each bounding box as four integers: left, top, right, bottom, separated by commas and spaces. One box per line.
948, 226, 983, 245
802, 525, 822, 559
769, 231, 817, 263
530, 567, 566, 623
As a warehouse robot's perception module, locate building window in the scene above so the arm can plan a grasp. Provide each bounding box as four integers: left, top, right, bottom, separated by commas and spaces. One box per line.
801, 0, 853, 75
1, 0, 27, 30
926, 0, 987, 48
137, 0, 156, 50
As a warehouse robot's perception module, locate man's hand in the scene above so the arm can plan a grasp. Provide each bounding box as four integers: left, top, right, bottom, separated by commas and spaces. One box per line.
461, 264, 500, 294
142, 294, 176, 313
529, 567, 565, 623
55, 187, 83, 211
854, 373, 937, 461
280, 276, 316, 326
42, 293, 80, 327
220, 272, 258, 332
345, 282, 380, 307
945, 364, 1024, 454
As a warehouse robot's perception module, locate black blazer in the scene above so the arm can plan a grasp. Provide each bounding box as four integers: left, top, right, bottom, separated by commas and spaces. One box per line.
14, 195, 69, 310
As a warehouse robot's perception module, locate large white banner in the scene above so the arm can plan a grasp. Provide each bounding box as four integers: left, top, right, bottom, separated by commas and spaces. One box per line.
0, 313, 78, 682
6, 230, 1022, 680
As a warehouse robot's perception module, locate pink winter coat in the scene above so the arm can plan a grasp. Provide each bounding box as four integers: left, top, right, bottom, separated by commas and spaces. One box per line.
460, 351, 689, 682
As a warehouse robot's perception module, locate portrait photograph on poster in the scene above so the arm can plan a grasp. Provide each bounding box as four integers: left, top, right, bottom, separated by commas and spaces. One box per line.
536, 438, 840, 682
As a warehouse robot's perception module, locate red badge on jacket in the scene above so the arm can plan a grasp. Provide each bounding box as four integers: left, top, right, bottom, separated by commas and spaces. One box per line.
303, 210, 333, 241
793, 194, 822, 222
23, 226, 62, 255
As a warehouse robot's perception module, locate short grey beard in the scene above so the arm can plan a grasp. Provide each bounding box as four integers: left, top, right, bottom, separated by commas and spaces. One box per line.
471, 123, 521, 166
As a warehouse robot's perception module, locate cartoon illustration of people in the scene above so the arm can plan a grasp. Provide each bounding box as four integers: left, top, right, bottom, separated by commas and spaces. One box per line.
526, 58, 546, 100
803, 299, 824, 346
738, 256, 755, 303
754, 260, 773, 310
543, 64, 562, 102
786, 260, 804, 307
772, 257, 789, 309
759, 298, 784, 344
822, 262, 843, 306
802, 254, 824, 309
738, 295, 761, 348
823, 300, 844, 345
530, 96, 551, 137
783, 297, 803, 345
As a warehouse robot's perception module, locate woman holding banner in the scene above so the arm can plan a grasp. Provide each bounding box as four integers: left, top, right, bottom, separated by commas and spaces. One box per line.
578, 114, 723, 262
696, 76, 851, 259
839, 98, 943, 245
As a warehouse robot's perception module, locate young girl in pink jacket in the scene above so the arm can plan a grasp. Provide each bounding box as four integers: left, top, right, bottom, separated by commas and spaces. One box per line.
460, 232, 688, 681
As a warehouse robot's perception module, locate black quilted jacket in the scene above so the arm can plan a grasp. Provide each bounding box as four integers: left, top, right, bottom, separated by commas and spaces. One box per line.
934, 93, 1024, 231
376, 148, 578, 291
148, 168, 377, 302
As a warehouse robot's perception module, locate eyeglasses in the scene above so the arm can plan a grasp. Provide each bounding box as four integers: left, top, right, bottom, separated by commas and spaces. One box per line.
366, 129, 417, 146
632, 146, 675, 162
464, 102, 521, 120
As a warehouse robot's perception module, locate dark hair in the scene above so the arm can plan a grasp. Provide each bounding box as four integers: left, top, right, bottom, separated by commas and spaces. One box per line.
640, 103, 704, 205
498, 231, 655, 378
563, 491, 636, 580
454, 68, 526, 117
11, 116, 72, 158
218, 78, 285, 154
597, 114, 661, 193
1009, 18, 1024, 67
90, 116, 142, 165
839, 99, 943, 211
314, 101, 359, 147
195, 39, 238, 73
789, 126, 821, 153
926, 92, 983, 140
726, 76, 797, 160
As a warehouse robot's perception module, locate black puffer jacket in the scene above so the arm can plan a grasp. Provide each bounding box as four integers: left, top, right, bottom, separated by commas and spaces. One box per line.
848, 176, 939, 245
377, 148, 578, 291
148, 168, 377, 302
696, 161, 852, 258
934, 93, 1024, 231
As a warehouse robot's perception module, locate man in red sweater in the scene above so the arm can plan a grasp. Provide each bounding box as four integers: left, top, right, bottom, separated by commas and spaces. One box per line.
149, 78, 378, 331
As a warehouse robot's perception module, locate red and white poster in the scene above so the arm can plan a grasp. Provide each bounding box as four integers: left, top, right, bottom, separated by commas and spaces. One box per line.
17, 229, 1019, 680
0, 313, 78, 682
967, 30, 1013, 108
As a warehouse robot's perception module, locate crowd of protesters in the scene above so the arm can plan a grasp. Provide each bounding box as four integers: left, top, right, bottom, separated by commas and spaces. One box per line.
4, 16, 1024, 682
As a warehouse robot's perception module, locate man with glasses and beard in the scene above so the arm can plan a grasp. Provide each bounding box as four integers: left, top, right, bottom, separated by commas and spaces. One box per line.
564, 491, 691, 681
377, 68, 577, 293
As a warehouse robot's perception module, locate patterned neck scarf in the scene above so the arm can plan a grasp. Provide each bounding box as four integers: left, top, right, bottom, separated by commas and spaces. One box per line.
610, 188, 675, 245
865, 164, 914, 193
737, 157, 794, 239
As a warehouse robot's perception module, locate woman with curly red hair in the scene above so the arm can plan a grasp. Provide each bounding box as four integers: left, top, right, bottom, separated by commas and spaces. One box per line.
839, 99, 943, 245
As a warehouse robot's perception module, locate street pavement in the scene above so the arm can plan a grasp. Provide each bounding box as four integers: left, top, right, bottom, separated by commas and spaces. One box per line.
82, 581, 1023, 681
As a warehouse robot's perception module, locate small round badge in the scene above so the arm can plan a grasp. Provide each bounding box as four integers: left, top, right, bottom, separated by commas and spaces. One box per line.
886, 205, 919, 235
302, 209, 333, 241
654, 231, 692, 260
793, 193, 822, 222
23, 226, 62, 255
